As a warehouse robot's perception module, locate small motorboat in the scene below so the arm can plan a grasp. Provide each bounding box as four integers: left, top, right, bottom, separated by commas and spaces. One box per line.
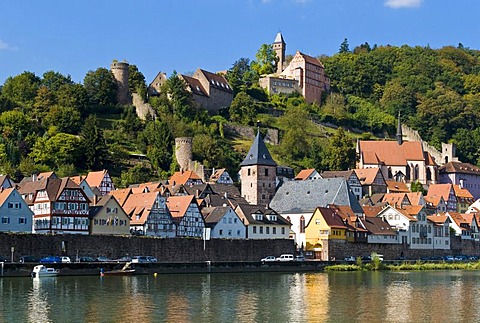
100, 262, 135, 276
31, 265, 60, 278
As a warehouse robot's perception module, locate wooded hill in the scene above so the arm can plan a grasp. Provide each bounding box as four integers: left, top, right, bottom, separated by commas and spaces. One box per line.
0, 42, 479, 187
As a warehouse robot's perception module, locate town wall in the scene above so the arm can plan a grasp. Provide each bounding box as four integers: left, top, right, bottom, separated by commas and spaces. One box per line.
132, 93, 156, 120
328, 235, 480, 260
0, 233, 294, 262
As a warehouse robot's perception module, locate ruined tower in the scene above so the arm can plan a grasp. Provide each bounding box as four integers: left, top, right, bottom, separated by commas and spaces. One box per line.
273, 32, 286, 73
110, 61, 130, 105
175, 137, 193, 172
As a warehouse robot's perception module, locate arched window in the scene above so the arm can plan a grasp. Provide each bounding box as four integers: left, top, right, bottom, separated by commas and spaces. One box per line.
414, 164, 419, 181
405, 165, 411, 181
388, 167, 393, 179
300, 216, 305, 233
426, 167, 432, 181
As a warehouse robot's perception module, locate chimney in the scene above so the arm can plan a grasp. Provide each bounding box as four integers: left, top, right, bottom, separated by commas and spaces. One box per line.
32, 174, 37, 182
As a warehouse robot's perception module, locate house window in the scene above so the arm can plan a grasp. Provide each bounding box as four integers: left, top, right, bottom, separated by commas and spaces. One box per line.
18, 218, 27, 224
248, 169, 251, 176
7, 203, 13, 208
265, 169, 269, 176
273, 227, 276, 234
219, 229, 223, 236
281, 227, 285, 234
260, 227, 263, 234
237, 230, 241, 236
2, 217, 10, 224
266, 227, 270, 234
253, 226, 257, 234
228, 230, 232, 236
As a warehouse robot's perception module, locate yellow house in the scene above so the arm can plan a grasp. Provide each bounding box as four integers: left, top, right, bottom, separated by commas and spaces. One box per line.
305, 207, 347, 260
89, 195, 130, 235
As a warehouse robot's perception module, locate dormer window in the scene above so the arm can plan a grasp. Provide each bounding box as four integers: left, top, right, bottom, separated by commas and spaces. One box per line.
255, 213, 263, 221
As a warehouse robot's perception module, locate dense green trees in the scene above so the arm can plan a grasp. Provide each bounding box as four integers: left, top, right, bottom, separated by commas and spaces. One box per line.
251, 44, 278, 76
83, 68, 117, 107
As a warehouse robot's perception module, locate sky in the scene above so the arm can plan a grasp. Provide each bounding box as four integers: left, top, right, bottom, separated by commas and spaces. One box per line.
1, 0, 479, 85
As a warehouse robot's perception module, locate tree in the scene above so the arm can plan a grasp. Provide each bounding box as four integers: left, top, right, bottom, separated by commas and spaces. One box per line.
80, 115, 107, 170
322, 127, 355, 171
43, 106, 82, 134
410, 181, 426, 195
225, 58, 258, 95
339, 38, 350, 53
120, 163, 153, 187
83, 68, 117, 107
228, 92, 257, 125
1, 71, 40, 107
56, 83, 89, 116
138, 120, 174, 173
251, 44, 278, 76
128, 64, 147, 99
277, 108, 313, 164
41, 71, 73, 91
30, 133, 81, 167
164, 71, 194, 121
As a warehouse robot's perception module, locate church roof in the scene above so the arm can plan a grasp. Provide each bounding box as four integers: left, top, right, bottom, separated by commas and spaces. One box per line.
359, 140, 434, 166
240, 131, 277, 167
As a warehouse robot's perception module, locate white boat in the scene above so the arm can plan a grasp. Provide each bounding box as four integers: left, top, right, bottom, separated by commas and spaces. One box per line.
31, 265, 60, 278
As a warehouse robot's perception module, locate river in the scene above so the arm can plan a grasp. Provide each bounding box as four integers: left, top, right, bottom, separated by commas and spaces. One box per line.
1, 270, 479, 322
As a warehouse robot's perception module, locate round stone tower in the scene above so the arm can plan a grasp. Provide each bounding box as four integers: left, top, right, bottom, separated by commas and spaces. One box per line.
175, 137, 193, 172
110, 61, 130, 105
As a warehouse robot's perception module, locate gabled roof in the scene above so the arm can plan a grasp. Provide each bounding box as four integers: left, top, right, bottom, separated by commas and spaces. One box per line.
122, 192, 160, 225
386, 181, 409, 193
439, 161, 480, 176
295, 168, 317, 180
197, 69, 233, 93
321, 170, 357, 181
270, 177, 363, 214
109, 188, 132, 206
402, 205, 424, 217
19, 177, 85, 204
406, 192, 424, 206
209, 168, 227, 182
235, 203, 289, 226
239, 131, 277, 167
202, 206, 233, 226
308, 207, 347, 229
382, 193, 410, 207
448, 212, 470, 228
297, 51, 324, 68
85, 170, 108, 188
359, 140, 434, 166
362, 205, 384, 217
360, 216, 396, 235
427, 184, 453, 201
169, 171, 203, 186
88, 195, 121, 219
424, 194, 444, 207
354, 168, 385, 186
182, 74, 208, 97
427, 214, 449, 225
0, 188, 14, 207
453, 185, 474, 199
166, 195, 196, 221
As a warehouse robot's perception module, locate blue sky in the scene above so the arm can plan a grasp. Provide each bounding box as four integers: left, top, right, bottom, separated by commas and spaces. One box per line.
0, 0, 478, 85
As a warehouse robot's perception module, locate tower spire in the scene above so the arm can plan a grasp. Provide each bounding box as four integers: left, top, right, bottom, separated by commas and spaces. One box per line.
396, 111, 403, 145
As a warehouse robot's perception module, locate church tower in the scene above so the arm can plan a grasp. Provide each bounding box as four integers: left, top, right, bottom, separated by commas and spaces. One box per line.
240, 130, 277, 206
273, 32, 286, 73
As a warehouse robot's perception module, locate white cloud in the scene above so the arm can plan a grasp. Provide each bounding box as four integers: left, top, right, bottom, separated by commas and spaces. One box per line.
0, 39, 18, 51
385, 0, 422, 9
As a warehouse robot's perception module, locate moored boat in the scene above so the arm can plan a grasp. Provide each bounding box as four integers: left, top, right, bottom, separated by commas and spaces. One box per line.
100, 262, 135, 276
31, 265, 60, 278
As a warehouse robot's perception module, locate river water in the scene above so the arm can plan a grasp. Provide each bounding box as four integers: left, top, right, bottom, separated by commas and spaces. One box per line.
1, 270, 479, 322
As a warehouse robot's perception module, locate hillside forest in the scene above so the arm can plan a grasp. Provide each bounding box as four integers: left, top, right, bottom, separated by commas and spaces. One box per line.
1, 40, 480, 187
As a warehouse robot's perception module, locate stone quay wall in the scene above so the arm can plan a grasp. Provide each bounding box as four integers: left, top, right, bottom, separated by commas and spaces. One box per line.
0, 233, 294, 262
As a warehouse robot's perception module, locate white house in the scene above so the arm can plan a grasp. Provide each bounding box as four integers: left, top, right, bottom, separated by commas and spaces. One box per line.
235, 203, 290, 239
202, 206, 246, 239
427, 214, 451, 249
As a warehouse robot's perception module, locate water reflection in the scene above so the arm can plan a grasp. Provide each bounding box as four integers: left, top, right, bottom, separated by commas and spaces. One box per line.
2, 271, 480, 322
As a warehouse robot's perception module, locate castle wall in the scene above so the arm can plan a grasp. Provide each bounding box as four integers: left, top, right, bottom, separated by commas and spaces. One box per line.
132, 93, 156, 120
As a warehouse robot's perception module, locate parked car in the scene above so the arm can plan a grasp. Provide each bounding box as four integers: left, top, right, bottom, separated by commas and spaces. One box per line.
61, 256, 71, 263
443, 255, 454, 261
40, 256, 62, 264
79, 256, 96, 263
276, 254, 294, 262
19, 256, 39, 263
96, 256, 112, 262
261, 256, 276, 263
295, 255, 306, 262
116, 256, 132, 262
132, 256, 150, 263
454, 255, 468, 261
344, 256, 356, 262
146, 256, 157, 263
0, 255, 8, 263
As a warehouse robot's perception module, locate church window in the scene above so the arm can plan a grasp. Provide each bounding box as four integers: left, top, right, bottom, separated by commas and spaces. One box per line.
300, 216, 305, 233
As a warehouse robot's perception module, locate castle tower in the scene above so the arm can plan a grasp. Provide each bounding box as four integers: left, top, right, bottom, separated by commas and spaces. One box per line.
110, 61, 130, 105
273, 32, 286, 74
239, 130, 277, 206
175, 137, 193, 172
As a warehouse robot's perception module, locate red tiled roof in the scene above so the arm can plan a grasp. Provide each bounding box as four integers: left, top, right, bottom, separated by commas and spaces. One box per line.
354, 168, 384, 186
453, 185, 474, 199
166, 195, 196, 219
85, 170, 107, 188
169, 171, 202, 186
297, 51, 324, 68
427, 184, 452, 201
362, 205, 384, 217
123, 192, 159, 225
359, 140, 432, 166
386, 181, 410, 193
295, 169, 316, 180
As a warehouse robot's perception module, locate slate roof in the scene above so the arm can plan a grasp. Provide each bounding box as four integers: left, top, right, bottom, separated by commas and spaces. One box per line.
321, 170, 356, 181
235, 203, 290, 226
202, 206, 232, 226
360, 216, 396, 235
198, 69, 233, 93
274, 32, 285, 44
269, 177, 363, 214
439, 161, 480, 176
239, 131, 277, 167
182, 74, 208, 97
